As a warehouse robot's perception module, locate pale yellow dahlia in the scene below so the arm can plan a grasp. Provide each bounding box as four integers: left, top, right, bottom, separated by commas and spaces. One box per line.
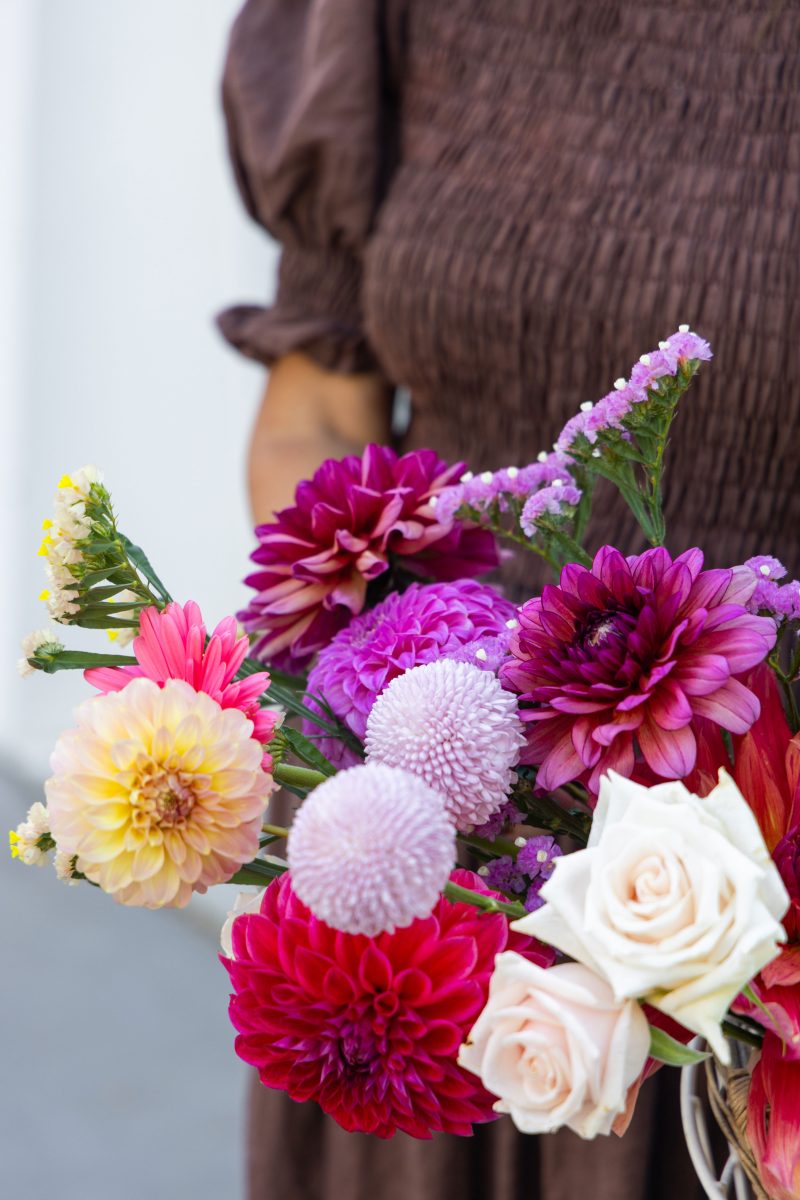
46, 678, 273, 908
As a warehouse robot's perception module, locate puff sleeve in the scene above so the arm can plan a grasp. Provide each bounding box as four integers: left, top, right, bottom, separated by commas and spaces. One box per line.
218, 0, 389, 373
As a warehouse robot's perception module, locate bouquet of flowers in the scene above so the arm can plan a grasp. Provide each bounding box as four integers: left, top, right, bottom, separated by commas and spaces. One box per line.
12, 330, 800, 1198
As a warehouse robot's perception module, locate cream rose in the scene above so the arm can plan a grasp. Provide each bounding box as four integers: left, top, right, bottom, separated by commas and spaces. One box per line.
515, 770, 789, 1062
459, 954, 650, 1138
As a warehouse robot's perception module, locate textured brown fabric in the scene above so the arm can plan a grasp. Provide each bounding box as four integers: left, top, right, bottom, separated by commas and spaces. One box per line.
221, 1, 799, 1197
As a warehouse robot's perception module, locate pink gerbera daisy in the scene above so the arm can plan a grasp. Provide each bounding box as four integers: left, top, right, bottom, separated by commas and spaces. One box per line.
501, 546, 776, 793
223, 869, 553, 1139
85, 601, 278, 763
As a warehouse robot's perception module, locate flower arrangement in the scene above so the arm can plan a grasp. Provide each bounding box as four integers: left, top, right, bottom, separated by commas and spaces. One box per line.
11, 330, 800, 1196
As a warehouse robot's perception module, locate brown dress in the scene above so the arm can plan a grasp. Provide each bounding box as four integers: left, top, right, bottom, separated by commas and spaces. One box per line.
218, 1, 800, 1197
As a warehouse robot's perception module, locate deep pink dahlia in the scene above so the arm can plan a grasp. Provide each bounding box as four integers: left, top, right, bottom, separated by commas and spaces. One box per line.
85, 601, 278, 754
304, 580, 517, 767
501, 546, 776, 793
239, 446, 498, 664
222, 868, 553, 1139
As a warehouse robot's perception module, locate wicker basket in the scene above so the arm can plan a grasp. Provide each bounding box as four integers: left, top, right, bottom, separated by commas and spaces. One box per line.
680, 1040, 773, 1200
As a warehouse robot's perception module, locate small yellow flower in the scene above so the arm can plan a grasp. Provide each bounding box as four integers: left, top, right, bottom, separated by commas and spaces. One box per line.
37, 536, 53, 557
42, 518, 53, 531
106, 630, 119, 642
58, 474, 74, 489
39, 589, 50, 601
8, 830, 20, 858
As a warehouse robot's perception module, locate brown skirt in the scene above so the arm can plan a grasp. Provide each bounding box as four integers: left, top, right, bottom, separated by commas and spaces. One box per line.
245, 1066, 707, 1200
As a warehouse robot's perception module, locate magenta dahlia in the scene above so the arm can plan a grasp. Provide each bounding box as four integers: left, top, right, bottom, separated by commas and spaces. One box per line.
239, 446, 498, 663
501, 546, 776, 793
303, 579, 517, 767
222, 868, 553, 1138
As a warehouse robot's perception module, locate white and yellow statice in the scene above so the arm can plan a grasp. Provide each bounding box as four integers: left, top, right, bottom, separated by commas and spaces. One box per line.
38, 466, 105, 621
9, 801, 53, 866
18, 627, 65, 677
53, 849, 80, 885
45, 677, 273, 908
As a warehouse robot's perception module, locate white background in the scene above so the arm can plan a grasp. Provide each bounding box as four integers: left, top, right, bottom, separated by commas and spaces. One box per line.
0, 4, 278, 1195
0, 0, 277, 779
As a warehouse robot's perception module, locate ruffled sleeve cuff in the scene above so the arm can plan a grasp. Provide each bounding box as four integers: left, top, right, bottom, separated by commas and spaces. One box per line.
217, 243, 380, 375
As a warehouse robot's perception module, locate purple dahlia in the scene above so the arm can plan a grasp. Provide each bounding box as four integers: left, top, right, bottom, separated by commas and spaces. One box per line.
304, 579, 517, 767
500, 546, 776, 793
239, 446, 498, 664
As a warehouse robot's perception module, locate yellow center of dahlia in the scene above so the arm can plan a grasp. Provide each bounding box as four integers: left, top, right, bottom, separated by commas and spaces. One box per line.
45, 677, 273, 908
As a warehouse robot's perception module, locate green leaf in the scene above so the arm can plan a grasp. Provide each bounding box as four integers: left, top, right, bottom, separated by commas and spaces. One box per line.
78, 584, 144, 603
118, 534, 172, 602
648, 1026, 710, 1066
282, 727, 337, 776
228, 858, 287, 887
34, 650, 138, 673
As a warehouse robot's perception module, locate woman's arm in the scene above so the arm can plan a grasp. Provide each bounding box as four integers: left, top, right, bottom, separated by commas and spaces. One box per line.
247, 352, 393, 523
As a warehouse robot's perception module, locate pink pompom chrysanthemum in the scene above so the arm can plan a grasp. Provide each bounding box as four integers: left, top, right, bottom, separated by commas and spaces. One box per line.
46, 678, 272, 908
238, 446, 499, 664
287, 762, 456, 935
222, 868, 553, 1138
85, 601, 279, 767
501, 546, 777, 794
303, 579, 517, 767
365, 659, 525, 831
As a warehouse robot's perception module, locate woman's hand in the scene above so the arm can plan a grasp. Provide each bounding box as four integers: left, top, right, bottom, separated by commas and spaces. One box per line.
247, 353, 393, 523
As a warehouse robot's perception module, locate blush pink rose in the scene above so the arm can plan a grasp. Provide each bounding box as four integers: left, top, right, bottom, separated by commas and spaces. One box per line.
459, 953, 650, 1138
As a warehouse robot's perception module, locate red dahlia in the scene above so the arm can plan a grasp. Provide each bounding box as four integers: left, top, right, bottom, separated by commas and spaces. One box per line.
222, 869, 552, 1138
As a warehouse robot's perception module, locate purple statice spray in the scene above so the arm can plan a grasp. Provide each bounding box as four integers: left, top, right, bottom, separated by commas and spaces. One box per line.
516, 835, 563, 911
554, 326, 713, 456
434, 453, 577, 525
520, 482, 583, 537
478, 834, 563, 911
744, 556, 800, 621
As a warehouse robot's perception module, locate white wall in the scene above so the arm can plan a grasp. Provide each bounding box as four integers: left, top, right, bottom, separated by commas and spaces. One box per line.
1, 0, 277, 779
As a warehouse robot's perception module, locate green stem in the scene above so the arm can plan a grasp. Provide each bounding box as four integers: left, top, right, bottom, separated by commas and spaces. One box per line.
782, 676, 800, 734
721, 1015, 763, 1051
273, 763, 327, 791
443, 880, 527, 919
262, 823, 290, 839
459, 833, 521, 859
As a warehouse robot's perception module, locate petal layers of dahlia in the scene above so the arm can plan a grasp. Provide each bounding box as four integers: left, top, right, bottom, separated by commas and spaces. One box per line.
500, 546, 776, 793
85, 601, 278, 754
223, 869, 553, 1139
239, 446, 499, 664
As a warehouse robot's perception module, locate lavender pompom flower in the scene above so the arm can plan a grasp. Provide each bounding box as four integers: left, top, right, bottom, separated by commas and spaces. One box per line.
365, 659, 525, 832
287, 762, 456, 937
303, 580, 517, 767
